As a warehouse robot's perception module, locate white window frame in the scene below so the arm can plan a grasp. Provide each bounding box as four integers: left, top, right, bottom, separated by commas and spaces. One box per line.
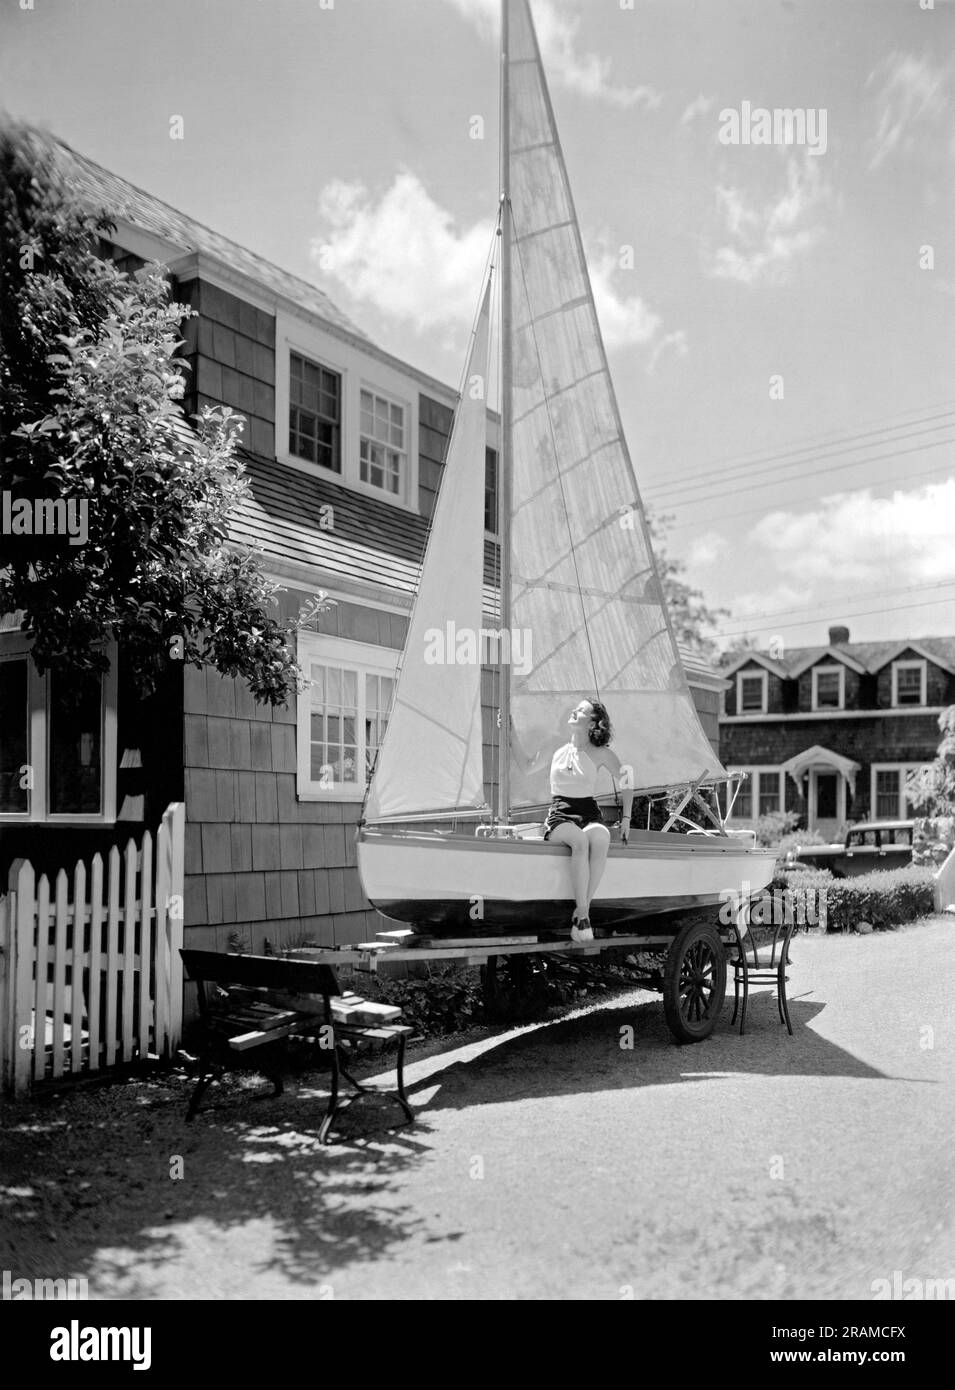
736, 669, 768, 715
359, 385, 408, 500
274, 310, 420, 513
288, 350, 343, 476
0, 632, 118, 825
870, 762, 930, 820
891, 659, 927, 708
726, 766, 784, 822
811, 663, 845, 712
296, 633, 399, 802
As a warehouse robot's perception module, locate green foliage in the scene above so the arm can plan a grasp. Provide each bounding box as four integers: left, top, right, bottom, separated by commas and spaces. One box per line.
645, 511, 728, 663
752, 809, 801, 847
906, 707, 955, 817
352, 964, 485, 1037
774, 864, 935, 933
1, 120, 318, 702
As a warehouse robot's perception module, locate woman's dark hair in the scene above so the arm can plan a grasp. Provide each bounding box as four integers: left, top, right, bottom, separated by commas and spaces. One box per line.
588, 700, 613, 748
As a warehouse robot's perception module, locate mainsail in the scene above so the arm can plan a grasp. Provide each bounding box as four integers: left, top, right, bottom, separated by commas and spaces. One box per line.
503, 0, 725, 807
363, 283, 492, 823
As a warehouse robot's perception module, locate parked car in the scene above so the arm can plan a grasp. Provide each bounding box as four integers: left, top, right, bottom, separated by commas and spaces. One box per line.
784, 820, 915, 878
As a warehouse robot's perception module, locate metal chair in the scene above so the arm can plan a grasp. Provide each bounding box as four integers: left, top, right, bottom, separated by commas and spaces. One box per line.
728, 900, 799, 1036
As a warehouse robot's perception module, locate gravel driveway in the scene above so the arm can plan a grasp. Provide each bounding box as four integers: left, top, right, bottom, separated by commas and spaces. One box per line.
1, 916, 953, 1300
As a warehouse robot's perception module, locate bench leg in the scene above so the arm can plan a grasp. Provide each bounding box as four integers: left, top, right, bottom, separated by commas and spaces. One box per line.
392, 1035, 414, 1126
186, 1061, 217, 1121
318, 1043, 342, 1145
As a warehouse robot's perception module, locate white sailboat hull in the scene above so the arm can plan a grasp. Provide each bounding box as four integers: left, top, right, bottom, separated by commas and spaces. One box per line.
357, 827, 777, 935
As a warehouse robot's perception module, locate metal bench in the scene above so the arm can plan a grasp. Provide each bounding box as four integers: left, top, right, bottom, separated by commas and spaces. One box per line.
179, 950, 414, 1144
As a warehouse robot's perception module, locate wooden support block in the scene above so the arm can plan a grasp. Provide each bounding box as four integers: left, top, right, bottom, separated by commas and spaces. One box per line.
228, 1022, 299, 1051
375, 929, 418, 944
418, 935, 537, 949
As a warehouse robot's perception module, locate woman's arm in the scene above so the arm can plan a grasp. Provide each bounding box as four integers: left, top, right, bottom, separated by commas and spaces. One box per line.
595, 747, 635, 841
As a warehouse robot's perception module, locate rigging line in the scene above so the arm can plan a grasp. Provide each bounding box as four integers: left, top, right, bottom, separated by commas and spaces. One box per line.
713, 577, 955, 631
651, 433, 955, 512
647, 415, 955, 504
716, 591, 955, 636
509, 204, 601, 702
640, 397, 955, 492
663, 459, 955, 532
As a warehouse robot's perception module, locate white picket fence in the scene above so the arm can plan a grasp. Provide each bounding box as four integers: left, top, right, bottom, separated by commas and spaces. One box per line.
0, 803, 185, 1098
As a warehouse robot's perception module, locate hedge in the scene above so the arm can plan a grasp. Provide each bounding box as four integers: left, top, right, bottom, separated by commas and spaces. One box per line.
771, 864, 936, 933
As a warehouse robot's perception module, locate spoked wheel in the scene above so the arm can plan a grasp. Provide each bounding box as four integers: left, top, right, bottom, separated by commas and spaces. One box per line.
663, 918, 727, 1043
480, 954, 550, 1022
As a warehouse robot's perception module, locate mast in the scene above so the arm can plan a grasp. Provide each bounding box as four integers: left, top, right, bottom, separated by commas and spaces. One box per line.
497, 0, 513, 823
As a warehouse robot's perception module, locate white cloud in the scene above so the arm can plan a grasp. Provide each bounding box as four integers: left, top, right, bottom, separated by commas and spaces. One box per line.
866, 51, 951, 171
311, 174, 492, 335
751, 479, 955, 587
681, 93, 714, 126
443, 0, 662, 109
709, 154, 827, 285
313, 172, 670, 353
646, 329, 688, 375
687, 530, 727, 568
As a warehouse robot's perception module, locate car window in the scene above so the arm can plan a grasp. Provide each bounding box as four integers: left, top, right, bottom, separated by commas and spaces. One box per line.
862, 830, 878, 847
895, 829, 911, 846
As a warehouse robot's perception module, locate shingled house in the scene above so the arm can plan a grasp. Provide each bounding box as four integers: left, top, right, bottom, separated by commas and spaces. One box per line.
719, 625, 952, 838
0, 134, 725, 952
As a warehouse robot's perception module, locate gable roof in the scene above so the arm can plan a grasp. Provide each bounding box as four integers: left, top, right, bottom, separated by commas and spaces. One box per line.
47, 134, 369, 343
723, 636, 955, 679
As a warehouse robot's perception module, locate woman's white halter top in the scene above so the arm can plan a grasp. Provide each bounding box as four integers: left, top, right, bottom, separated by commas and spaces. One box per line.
550, 742, 598, 797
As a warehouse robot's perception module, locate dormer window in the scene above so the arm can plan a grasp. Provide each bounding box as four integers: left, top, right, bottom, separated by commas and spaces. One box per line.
289, 353, 341, 473
737, 670, 767, 715
360, 389, 405, 497
892, 659, 926, 707
812, 664, 845, 711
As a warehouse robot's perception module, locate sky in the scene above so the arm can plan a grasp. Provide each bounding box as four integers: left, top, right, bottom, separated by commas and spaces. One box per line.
2, 0, 954, 655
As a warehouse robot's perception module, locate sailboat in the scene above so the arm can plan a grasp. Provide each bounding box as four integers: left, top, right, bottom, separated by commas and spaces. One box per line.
357, 0, 777, 936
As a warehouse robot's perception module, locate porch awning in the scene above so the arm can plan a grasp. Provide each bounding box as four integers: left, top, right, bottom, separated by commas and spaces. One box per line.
779, 744, 861, 793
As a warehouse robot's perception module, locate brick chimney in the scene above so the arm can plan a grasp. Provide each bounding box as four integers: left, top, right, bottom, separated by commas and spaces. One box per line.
828, 624, 850, 646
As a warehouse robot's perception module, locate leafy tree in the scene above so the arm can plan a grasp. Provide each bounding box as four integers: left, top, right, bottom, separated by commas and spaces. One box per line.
1, 120, 316, 703
906, 707, 955, 816
645, 510, 728, 662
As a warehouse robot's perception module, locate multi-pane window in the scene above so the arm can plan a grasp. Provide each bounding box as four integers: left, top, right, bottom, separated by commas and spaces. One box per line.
874, 769, 901, 819
738, 673, 766, 713
813, 668, 843, 709
297, 637, 398, 800
360, 390, 405, 496
728, 768, 781, 821
0, 657, 28, 813
289, 353, 341, 472
0, 639, 115, 821
872, 764, 929, 819
758, 775, 782, 816
484, 447, 498, 533
309, 664, 359, 788
893, 662, 925, 706
365, 672, 395, 781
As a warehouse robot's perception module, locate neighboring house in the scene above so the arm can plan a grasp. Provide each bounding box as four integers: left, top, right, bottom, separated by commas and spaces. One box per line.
0, 134, 724, 951
719, 624, 952, 839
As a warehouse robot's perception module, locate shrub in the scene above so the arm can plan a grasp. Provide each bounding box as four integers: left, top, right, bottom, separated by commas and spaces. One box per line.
752, 810, 801, 847
338, 963, 484, 1037
774, 864, 935, 933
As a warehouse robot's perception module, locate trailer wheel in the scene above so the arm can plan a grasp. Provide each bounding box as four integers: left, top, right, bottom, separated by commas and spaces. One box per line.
663, 918, 726, 1043
481, 954, 550, 1022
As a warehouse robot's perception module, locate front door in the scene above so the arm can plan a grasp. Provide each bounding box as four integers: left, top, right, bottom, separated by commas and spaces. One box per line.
810, 770, 842, 840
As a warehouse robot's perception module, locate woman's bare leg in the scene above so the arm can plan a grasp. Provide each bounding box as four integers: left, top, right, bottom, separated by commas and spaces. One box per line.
583, 823, 611, 908
549, 822, 589, 916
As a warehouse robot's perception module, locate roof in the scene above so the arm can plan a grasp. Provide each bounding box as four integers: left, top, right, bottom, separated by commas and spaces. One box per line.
724, 636, 955, 679
48, 135, 369, 343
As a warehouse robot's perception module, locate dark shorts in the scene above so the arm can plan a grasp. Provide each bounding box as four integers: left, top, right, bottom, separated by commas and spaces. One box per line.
543, 796, 605, 840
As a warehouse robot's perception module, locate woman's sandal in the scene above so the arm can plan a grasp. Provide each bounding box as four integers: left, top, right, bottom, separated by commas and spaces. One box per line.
571, 912, 594, 943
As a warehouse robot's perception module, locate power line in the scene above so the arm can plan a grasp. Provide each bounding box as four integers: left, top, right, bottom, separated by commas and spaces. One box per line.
717, 591, 955, 638
716, 577, 955, 630
639, 397, 955, 495
662, 458, 955, 531
644, 409, 955, 501
650, 432, 955, 513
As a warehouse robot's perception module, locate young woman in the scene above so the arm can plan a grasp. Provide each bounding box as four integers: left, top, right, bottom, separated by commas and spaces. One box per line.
513, 699, 634, 942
